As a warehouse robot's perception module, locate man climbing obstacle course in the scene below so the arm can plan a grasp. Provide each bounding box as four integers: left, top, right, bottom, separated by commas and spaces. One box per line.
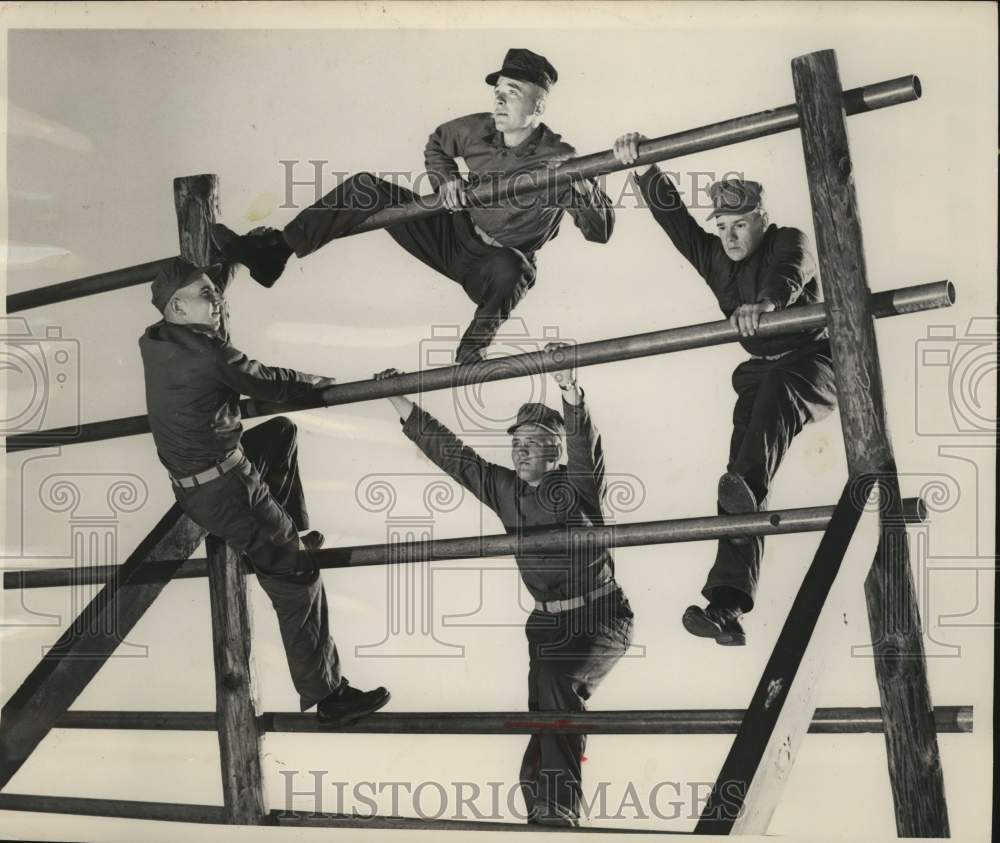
138, 257, 391, 725
612, 132, 838, 647
212, 48, 614, 364
373, 342, 633, 827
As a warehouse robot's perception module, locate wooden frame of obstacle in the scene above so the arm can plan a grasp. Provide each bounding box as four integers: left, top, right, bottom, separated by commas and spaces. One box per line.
1, 49, 959, 836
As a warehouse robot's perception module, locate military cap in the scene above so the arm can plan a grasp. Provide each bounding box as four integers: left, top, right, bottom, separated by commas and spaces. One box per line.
506, 402, 566, 438
151, 257, 224, 314
706, 178, 765, 220
485, 48, 558, 92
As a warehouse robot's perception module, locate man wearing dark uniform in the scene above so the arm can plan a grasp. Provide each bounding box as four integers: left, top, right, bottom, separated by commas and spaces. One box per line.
613, 132, 838, 646
374, 343, 633, 827
139, 257, 390, 725
213, 49, 614, 364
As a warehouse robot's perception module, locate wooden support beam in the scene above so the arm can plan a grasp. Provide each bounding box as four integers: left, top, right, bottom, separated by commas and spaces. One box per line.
174, 173, 265, 825
0, 506, 205, 790
695, 477, 881, 834
792, 48, 949, 837
205, 538, 265, 824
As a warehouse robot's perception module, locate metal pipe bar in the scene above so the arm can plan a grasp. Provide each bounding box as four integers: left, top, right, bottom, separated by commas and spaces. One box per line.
350, 75, 921, 234
4, 497, 927, 590
0, 793, 227, 824
5, 258, 172, 314
52, 705, 971, 735
272, 810, 674, 834
2, 77, 918, 317
4, 280, 954, 453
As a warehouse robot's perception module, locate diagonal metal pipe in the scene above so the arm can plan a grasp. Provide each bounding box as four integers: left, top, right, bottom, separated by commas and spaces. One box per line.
3, 76, 919, 316
350, 76, 921, 232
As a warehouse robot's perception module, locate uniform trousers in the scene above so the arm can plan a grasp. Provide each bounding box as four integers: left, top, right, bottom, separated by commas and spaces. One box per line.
519, 587, 633, 822
173, 417, 341, 710
282, 172, 536, 359
703, 341, 838, 612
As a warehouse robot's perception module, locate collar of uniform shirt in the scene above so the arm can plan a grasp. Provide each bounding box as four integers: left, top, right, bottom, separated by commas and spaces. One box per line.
480, 120, 553, 158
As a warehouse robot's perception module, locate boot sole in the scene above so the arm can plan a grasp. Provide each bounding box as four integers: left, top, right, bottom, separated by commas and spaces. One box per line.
683, 608, 747, 646
318, 689, 391, 728
716, 631, 747, 646
682, 608, 724, 639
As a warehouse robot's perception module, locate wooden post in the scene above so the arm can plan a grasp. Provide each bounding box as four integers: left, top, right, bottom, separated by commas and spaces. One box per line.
173, 174, 265, 824
791, 49, 949, 836
0, 506, 205, 789
174, 174, 236, 336
205, 538, 265, 824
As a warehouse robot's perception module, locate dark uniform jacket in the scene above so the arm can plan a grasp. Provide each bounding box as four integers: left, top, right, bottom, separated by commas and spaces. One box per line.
139, 321, 320, 478
402, 394, 615, 602
425, 113, 614, 253
637, 165, 827, 357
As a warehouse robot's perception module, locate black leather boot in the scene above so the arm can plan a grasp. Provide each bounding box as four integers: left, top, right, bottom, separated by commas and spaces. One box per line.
316, 679, 391, 727
211, 223, 292, 288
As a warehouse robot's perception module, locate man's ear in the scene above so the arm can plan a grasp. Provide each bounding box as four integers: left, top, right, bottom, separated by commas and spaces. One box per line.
551, 439, 563, 463
533, 92, 547, 118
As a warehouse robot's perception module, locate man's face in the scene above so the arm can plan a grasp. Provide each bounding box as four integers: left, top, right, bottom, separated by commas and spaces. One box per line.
511, 422, 561, 484
170, 275, 222, 330
715, 211, 768, 262
492, 76, 544, 133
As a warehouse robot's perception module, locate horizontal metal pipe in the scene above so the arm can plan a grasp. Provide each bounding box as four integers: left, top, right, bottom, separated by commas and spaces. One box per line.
4, 280, 954, 453
4, 498, 926, 590
272, 810, 667, 834
52, 705, 971, 735
57, 711, 218, 730
350, 75, 920, 234
5, 258, 172, 314
0, 793, 226, 824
